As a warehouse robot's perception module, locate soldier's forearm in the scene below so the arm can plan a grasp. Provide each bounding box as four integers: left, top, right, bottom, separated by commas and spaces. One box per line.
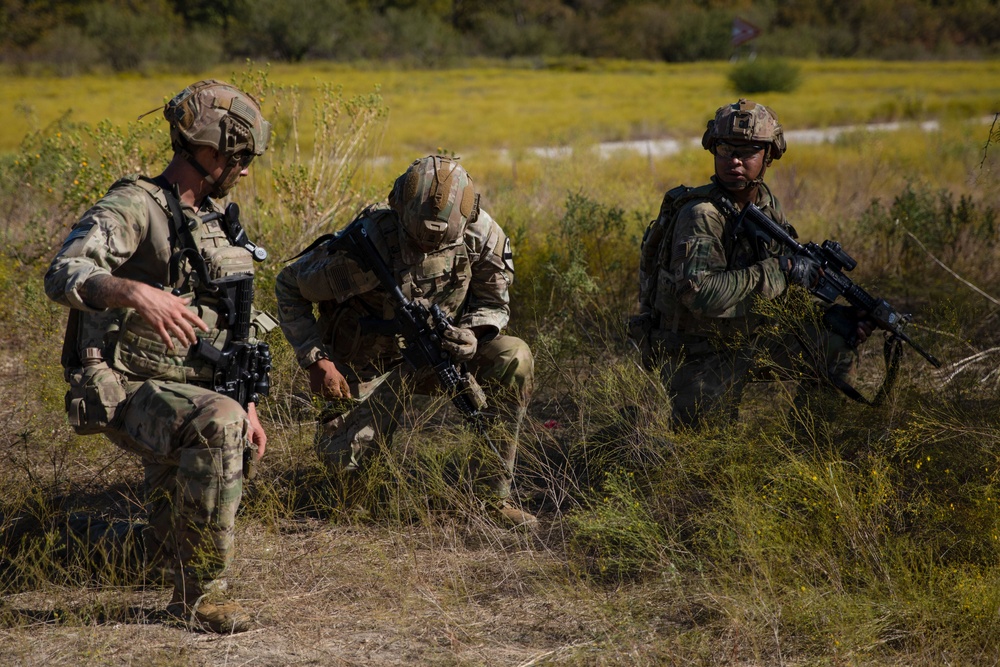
79, 274, 139, 310
680, 266, 768, 317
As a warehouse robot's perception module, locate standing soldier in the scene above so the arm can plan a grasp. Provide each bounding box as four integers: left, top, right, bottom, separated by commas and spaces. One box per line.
44, 80, 274, 633
633, 99, 872, 427
275, 155, 537, 529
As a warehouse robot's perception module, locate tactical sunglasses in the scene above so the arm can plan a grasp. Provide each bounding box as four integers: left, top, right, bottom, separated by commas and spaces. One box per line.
714, 142, 766, 159
232, 151, 255, 168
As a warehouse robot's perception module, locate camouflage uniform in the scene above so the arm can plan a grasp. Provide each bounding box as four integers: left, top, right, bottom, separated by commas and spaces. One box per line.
276, 186, 533, 503
44, 174, 267, 600
642, 100, 859, 428
45, 80, 277, 620
649, 179, 858, 426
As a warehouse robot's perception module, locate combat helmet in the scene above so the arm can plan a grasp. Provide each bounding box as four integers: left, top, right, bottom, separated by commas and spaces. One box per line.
389, 156, 478, 249
163, 80, 271, 196
702, 98, 786, 162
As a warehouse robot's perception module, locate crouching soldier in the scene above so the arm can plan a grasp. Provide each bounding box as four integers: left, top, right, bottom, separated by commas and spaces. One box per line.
275, 155, 536, 529
634, 99, 874, 428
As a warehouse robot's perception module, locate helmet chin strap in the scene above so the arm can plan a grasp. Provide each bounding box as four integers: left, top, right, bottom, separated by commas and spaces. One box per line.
210, 162, 242, 198
179, 143, 244, 198
750, 149, 771, 187
179, 146, 216, 185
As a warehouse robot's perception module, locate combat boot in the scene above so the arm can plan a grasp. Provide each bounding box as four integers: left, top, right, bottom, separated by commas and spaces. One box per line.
491, 500, 539, 532
166, 584, 252, 634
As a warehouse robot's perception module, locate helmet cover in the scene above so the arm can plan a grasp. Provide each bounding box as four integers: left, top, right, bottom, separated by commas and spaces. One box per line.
702, 98, 786, 160
164, 79, 271, 161
389, 156, 477, 248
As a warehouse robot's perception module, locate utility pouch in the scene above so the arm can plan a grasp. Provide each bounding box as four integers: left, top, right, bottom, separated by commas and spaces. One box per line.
243, 446, 258, 481
461, 371, 488, 412
65, 355, 129, 435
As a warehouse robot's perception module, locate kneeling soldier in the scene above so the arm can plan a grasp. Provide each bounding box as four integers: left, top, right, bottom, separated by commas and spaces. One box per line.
45, 80, 274, 633
275, 156, 536, 529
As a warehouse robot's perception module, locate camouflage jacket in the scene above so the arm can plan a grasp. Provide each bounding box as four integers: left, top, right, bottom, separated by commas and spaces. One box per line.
44, 174, 265, 383
275, 202, 513, 372
652, 179, 791, 337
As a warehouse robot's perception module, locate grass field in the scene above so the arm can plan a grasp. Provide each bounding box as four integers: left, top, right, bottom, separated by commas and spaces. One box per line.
2, 59, 999, 157
2, 59, 1000, 665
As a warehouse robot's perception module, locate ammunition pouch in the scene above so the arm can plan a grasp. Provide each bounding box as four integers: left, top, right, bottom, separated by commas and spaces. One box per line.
243, 445, 258, 481
461, 371, 488, 413
65, 354, 129, 435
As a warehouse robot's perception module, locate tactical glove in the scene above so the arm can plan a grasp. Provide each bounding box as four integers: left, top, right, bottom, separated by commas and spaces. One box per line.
823, 304, 875, 347
779, 255, 822, 289
441, 325, 478, 362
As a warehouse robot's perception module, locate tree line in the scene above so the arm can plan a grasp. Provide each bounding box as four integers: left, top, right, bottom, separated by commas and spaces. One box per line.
2, 0, 999, 74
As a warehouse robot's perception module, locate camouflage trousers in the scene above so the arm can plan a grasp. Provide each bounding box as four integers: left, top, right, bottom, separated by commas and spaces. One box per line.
104, 380, 249, 597
657, 320, 858, 429
316, 335, 533, 500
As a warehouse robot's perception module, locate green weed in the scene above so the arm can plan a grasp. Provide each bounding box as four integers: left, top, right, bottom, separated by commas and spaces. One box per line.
728, 58, 803, 94
568, 469, 672, 582
1, 61, 1000, 665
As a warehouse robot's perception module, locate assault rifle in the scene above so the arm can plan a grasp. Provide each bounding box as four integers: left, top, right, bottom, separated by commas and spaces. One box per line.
193, 271, 273, 410
200, 272, 271, 480
726, 199, 941, 369
331, 220, 491, 434
167, 246, 272, 411
164, 246, 273, 479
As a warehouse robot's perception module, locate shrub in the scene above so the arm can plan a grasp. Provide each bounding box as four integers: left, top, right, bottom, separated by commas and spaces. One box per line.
27, 25, 103, 76
568, 469, 671, 582
0, 115, 166, 262
475, 14, 560, 59
82, 3, 175, 72
228, 0, 345, 62
848, 184, 999, 307
251, 79, 388, 257
728, 58, 803, 94
163, 26, 224, 73
528, 191, 643, 326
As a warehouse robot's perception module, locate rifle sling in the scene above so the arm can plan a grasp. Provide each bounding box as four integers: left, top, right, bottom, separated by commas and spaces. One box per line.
828, 335, 904, 407
146, 176, 203, 288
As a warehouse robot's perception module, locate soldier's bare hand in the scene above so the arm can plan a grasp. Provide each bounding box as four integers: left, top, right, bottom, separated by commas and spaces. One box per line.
247, 401, 267, 459
308, 358, 351, 399
130, 283, 209, 349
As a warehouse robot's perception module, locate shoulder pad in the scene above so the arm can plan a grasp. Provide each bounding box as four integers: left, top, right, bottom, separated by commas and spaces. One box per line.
129, 175, 170, 212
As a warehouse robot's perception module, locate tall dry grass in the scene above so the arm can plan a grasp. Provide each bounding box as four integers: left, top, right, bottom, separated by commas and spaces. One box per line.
0, 62, 999, 664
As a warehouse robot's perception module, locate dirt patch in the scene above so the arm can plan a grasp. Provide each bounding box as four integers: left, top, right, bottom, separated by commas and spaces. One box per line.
0, 516, 670, 666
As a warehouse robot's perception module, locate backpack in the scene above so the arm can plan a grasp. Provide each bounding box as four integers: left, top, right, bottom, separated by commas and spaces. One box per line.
628, 185, 713, 367
637, 184, 718, 315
